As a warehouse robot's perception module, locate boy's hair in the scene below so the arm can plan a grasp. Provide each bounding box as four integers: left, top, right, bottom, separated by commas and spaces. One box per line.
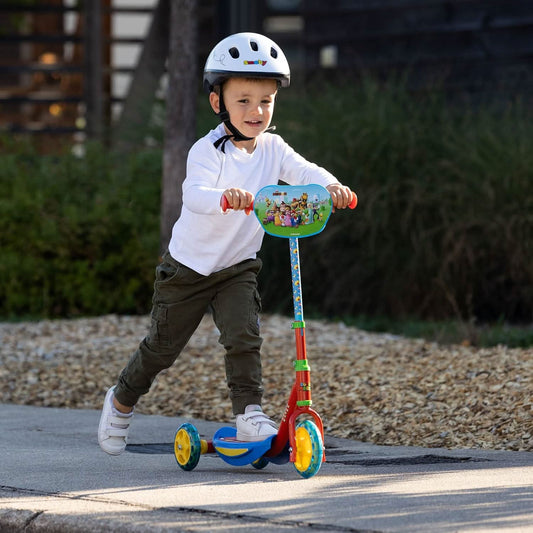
211, 77, 280, 95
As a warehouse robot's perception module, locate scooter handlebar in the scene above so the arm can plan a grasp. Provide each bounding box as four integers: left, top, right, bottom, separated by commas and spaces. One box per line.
349, 192, 358, 209
221, 190, 356, 214
221, 196, 253, 215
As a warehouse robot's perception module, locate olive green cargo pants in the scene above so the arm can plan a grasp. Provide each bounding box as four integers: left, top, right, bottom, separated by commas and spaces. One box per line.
114, 251, 263, 415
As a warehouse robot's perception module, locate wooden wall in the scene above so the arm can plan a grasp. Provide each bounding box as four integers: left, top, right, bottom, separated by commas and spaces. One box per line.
1, 0, 530, 147
302, 0, 533, 95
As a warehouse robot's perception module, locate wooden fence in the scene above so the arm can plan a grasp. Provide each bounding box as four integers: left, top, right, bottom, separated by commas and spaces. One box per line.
0, 1, 113, 148
302, 0, 533, 95
1, 0, 531, 150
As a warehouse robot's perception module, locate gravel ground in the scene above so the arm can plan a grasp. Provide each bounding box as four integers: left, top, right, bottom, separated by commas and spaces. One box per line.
1, 313, 531, 452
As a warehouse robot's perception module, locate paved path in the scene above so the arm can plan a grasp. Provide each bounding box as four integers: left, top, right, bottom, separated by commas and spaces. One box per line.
0, 404, 531, 532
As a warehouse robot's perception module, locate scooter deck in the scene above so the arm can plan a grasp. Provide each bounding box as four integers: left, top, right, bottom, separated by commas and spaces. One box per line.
212, 427, 275, 466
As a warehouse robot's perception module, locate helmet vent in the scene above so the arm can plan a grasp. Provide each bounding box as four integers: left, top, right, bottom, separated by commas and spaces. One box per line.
270, 47, 278, 59
229, 47, 240, 59
250, 40, 258, 51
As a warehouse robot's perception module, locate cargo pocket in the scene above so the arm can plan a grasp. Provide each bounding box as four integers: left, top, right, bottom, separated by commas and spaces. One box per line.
155, 259, 178, 284
150, 303, 170, 347
249, 288, 262, 336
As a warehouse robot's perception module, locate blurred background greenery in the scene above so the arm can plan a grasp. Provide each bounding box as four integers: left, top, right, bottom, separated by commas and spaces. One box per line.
1, 78, 532, 347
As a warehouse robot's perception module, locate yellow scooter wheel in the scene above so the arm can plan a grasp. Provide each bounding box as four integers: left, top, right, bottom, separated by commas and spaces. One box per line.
174, 423, 201, 471
293, 420, 323, 478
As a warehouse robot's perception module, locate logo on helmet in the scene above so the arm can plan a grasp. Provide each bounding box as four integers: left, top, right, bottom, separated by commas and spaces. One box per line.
243, 60, 268, 66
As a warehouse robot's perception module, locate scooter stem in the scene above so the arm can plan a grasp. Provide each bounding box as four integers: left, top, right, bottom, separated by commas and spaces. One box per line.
288, 237, 325, 460
288, 237, 312, 405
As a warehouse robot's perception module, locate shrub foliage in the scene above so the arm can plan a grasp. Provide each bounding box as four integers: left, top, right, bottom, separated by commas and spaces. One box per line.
263, 81, 533, 323
1, 81, 531, 323
0, 141, 160, 318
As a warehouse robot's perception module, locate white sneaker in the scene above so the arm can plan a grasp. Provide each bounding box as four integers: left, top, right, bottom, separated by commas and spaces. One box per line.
98, 386, 133, 455
236, 405, 278, 442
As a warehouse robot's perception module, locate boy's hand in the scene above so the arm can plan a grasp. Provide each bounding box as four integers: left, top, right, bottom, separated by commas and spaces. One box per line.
221, 188, 254, 212
327, 184, 355, 209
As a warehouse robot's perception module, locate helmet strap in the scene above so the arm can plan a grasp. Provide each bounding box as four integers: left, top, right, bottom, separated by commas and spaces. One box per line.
213, 85, 254, 153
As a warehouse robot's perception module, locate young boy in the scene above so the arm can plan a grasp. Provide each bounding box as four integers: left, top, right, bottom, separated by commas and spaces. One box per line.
98, 32, 354, 455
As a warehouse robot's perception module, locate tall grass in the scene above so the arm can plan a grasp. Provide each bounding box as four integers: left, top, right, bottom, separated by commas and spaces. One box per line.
0, 78, 531, 329
263, 79, 533, 323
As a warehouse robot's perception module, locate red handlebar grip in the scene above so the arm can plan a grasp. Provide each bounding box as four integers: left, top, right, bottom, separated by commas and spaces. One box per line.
221, 195, 252, 215
349, 192, 358, 210
221, 196, 229, 212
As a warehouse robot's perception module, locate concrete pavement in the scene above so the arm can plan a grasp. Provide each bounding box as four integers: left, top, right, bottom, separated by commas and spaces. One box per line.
0, 403, 532, 532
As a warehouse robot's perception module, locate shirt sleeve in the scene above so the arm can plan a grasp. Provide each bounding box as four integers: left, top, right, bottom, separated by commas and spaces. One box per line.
182, 139, 226, 214
277, 137, 340, 188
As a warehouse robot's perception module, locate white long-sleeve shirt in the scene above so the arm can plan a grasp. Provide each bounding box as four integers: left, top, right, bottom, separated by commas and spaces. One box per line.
168, 124, 339, 275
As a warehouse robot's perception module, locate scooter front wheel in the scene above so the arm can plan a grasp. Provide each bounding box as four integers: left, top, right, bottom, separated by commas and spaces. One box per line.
293, 420, 324, 478
174, 423, 201, 471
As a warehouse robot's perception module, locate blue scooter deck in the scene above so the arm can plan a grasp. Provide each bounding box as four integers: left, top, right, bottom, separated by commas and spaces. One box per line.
212, 427, 275, 466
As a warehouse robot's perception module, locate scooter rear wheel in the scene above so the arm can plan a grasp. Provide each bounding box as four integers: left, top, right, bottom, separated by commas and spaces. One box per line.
174, 423, 201, 471
251, 456, 269, 470
293, 420, 323, 478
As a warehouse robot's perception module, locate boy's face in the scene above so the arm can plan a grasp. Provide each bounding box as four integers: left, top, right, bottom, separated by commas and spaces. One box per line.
210, 77, 278, 146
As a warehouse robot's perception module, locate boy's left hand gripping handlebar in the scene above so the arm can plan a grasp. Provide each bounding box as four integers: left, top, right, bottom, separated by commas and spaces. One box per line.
221, 192, 358, 214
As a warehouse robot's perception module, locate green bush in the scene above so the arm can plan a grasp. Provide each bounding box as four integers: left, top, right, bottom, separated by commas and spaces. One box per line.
0, 79, 531, 326
0, 141, 160, 318
262, 80, 533, 323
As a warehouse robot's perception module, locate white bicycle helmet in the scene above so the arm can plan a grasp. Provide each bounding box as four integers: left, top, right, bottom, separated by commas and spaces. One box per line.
204, 32, 290, 92
204, 33, 290, 151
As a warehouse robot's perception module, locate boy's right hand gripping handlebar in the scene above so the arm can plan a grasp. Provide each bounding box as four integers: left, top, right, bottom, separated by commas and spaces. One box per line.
221, 196, 253, 215
221, 191, 358, 213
